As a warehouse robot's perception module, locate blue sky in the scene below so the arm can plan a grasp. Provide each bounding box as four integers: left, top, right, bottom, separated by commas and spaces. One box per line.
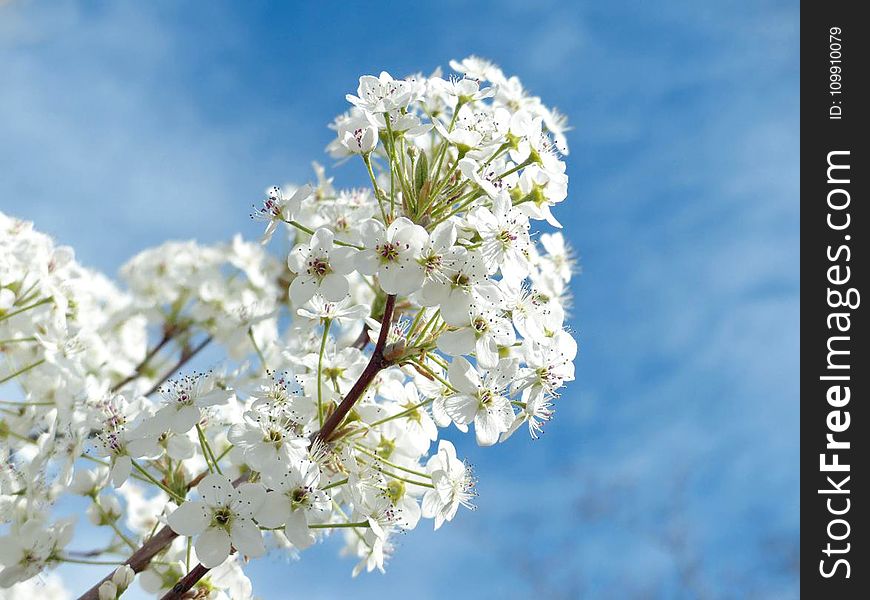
1, 1, 799, 598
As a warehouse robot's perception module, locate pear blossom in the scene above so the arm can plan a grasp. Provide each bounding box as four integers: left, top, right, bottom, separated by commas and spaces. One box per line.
147, 372, 233, 435
422, 441, 476, 529
0, 518, 73, 587
257, 460, 330, 549
436, 305, 515, 369
346, 72, 415, 113
252, 184, 313, 244
443, 357, 518, 446
167, 474, 267, 568
288, 228, 357, 305
355, 217, 428, 295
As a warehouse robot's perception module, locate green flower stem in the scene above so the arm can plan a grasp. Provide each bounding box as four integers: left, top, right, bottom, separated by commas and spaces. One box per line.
196, 424, 221, 475
78, 455, 151, 486
405, 308, 427, 342
0, 297, 52, 323
331, 500, 369, 546
383, 113, 398, 218
0, 398, 54, 407
407, 358, 456, 392
0, 337, 37, 344
427, 159, 460, 206
482, 142, 510, 166
431, 190, 484, 226
367, 398, 433, 428
410, 309, 441, 347
317, 318, 332, 426
0, 359, 46, 385
214, 444, 234, 463
108, 520, 138, 551
362, 154, 389, 223
309, 521, 371, 529
132, 461, 186, 503
284, 219, 363, 250
248, 327, 267, 372
353, 444, 432, 480
57, 556, 129, 566
322, 477, 349, 491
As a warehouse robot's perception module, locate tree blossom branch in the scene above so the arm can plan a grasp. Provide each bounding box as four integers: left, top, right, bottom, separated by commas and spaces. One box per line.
78, 297, 395, 598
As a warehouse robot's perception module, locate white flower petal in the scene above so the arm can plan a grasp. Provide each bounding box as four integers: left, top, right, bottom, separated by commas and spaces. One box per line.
195, 527, 232, 568
167, 500, 210, 536
230, 519, 265, 558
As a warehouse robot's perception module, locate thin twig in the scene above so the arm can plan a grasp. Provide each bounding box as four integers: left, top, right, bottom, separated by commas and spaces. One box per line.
160, 563, 210, 600
144, 336, 213, 396
111, 329, 175, 392
314, 294, 396, 444
351, 323, 370, 350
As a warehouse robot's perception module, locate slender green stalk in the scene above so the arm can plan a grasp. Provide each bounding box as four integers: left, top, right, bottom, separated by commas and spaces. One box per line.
132, 461, 186, 503
0, 359, 46, 385
196, 424, 221, 475
408, 358, 456, 392
496, 157, 533, 180
322, 477, 349, 491
0, 398, 54, 407
367, 398, 433, 428
79, 455, 151, 486
353, 444, 432, 479
316, 319, 332, 426
0, 337, 36, 345
309, 521, 371, 529
248, 327, 267, 372
0, 297, 52, 322
363, 154, 389, 223
410, 309, 440, 347
405, 308, 426, 341
383, 113, 398, 218
214, 444, 234, 463
285, 219, 363, 249
108, 521, 137, 551
57, 556, 129, 566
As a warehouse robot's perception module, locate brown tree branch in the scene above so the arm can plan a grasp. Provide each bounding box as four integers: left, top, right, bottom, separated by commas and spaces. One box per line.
314, 293, 396, 443
160, 563, 210, 600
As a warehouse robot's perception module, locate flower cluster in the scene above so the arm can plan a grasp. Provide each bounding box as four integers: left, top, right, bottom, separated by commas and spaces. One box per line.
0, 56, 577, 598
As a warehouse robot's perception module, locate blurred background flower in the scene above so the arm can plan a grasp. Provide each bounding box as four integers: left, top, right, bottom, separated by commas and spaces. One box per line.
0, 0, 798, 598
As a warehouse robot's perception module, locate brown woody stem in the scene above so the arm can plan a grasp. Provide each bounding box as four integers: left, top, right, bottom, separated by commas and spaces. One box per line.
314, 293, 396, 444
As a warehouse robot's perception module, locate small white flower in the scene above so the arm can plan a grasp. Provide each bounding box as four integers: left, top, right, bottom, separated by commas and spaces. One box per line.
288, 228, 357, 306
167, 474, 267, 568
257, 460, 330, 550
296, 296, 370, 324
252, 184, 313, 244
355, 217, 428, 295
443, 357, 517, 446
346, 72, 414, 114
147, 372, 232, 435
336, 114, 379, 155
422, 440, 476, 529
436, 305, 515, 369
228, 406, 309, 471
0, 518, 74, 587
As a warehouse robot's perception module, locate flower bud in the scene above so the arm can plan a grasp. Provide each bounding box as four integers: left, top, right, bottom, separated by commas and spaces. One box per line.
112, 564, 135, 590
98, 580, 117, 600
